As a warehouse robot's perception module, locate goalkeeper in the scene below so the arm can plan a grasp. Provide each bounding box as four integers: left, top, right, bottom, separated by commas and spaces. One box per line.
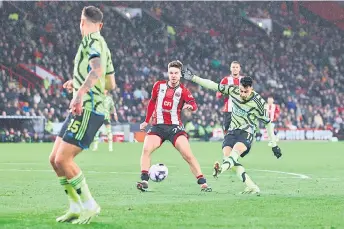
182, 69, 282, 195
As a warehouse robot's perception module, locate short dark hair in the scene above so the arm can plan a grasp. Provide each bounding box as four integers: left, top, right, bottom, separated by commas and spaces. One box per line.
240, 76, 253, 88
82, 6, 103, 23
168, 60, 183, 70
231, 61, 240, 66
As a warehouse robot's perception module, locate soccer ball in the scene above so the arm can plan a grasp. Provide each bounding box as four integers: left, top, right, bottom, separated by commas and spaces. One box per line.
149, 163, 168, 182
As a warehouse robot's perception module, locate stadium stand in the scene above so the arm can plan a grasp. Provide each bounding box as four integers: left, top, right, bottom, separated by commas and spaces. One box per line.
0, 1, 343, 142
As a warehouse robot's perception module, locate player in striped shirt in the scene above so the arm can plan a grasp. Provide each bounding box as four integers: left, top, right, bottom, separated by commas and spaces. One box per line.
182, 69, 282, 195
216, 61, 243, 134
136, 60, 212, 192
92, 90, 118, 152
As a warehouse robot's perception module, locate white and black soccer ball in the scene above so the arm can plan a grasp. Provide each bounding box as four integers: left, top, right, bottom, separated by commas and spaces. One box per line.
149, 163, 168, 182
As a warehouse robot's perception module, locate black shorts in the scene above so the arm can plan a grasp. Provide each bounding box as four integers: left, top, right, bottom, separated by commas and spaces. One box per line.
222, 129, 254, 157
147, 124, 188, 146
58, 110, 104, 149
223, 112, 232, 131
103, 118, 111, 125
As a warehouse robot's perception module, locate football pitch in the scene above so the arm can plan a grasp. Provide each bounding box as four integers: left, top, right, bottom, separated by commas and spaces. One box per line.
0, 142, 343, 229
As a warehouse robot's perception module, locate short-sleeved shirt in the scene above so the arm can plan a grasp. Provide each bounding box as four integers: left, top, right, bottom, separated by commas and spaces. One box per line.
73, 31, 114, 114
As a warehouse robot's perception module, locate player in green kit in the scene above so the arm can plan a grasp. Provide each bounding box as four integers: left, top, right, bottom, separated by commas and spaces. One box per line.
92, 90, 118, 152
182, 69, 282, 195
48, 6, 116, 224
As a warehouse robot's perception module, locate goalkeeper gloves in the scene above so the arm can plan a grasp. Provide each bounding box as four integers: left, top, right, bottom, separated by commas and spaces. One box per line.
268, 135, 281, 159
272, 146, 282, 159
181, 68, 195, 80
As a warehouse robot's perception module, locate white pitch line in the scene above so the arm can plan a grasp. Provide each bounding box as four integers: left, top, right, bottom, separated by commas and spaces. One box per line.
0, 162, 312, 179
0, 168, 312, 180
0, 169, 138, 175
249, 169, 311, 179
167, 165, 311, 179
0, 162, 42, 165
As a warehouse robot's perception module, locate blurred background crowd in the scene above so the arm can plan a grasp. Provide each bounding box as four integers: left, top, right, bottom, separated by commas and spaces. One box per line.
1, 1, 343, 142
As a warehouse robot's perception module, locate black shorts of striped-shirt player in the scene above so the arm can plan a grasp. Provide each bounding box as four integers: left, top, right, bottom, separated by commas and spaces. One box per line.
147, 124, 188, 147
222, 129, 254, 158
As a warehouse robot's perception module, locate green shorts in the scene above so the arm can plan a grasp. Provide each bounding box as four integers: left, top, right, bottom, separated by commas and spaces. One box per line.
222, 129, 254, 157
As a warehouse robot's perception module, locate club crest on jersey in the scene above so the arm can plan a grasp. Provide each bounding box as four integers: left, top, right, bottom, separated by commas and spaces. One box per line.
175, 91, 181, 97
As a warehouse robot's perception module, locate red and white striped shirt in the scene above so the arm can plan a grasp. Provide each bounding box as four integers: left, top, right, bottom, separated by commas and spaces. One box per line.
216, 75, 242, 112
145, 81, 197, 126
267, 104, 280, 122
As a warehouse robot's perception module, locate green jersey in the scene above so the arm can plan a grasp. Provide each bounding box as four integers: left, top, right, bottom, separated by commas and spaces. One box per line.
104, 95, 115, 120
73, 31, 114, 114
193, 77, 270, 134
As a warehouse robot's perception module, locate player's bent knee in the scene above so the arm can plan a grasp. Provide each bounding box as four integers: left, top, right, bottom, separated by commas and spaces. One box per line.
222, 146, 232, 156
54, 152, 74, 169
174, 135, 194, 162
142, 146, 154, 155
54, 141, 82, 168
54, 155, 66, 169
49, 154, 56, 167
49, 136, 63, 167
233, 142, 247, 154
142, 143, 159, 155
143, 135, 162, 152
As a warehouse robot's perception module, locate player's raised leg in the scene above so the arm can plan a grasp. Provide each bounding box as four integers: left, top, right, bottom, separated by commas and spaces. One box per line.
137, 134, 162, 192
213, 145, 232, 178
230, 142, 260, 195
49, 115, 83, 223
213, 131, 237, 178
174, 135, 212, 192
214, 138, 259, 195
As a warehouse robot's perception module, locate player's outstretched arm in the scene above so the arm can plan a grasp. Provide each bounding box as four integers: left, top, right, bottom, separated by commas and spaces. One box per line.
182, 68, 234, 96
255, 97, 282, 159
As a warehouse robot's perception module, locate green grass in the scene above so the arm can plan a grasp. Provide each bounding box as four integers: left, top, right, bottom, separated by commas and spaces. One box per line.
0, 142, 343, 229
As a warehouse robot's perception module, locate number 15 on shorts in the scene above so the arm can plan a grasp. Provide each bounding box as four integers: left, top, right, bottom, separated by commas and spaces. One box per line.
67, 119, 81, 134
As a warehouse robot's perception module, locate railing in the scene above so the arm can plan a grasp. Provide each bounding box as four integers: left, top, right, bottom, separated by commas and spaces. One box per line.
0, 65, 35, 89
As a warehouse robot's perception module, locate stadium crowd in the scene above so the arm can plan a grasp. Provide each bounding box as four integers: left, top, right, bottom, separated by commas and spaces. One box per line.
0, 1, 343, 142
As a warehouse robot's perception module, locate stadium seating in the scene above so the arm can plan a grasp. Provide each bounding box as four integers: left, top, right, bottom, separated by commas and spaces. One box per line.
0, 1, 343, 141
